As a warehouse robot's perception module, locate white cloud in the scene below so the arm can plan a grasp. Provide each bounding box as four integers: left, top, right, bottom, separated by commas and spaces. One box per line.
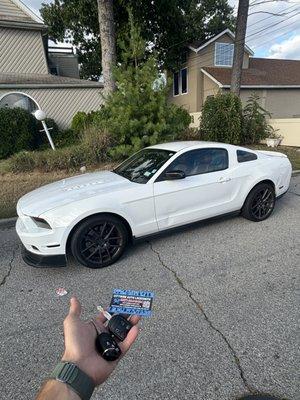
267, 35, 300, 59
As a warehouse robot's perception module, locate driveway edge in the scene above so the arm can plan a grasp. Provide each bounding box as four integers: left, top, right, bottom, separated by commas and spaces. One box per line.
0, 217, 17, 229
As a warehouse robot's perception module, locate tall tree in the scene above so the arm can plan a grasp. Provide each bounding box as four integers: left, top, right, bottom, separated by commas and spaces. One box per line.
41, 0, 235, 79
97, 0, 116, 94
230, 0, 249, 95
93, 11, 191, 159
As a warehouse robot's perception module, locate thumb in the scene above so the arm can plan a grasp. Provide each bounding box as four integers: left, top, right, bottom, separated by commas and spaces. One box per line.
68, 297, 81, 318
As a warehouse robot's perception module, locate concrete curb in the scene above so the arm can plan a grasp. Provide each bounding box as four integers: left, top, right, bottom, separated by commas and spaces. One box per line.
0, 217, 17, 229
292, 170, 300, 176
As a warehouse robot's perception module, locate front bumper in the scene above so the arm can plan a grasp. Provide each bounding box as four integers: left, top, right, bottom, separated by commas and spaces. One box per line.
16, 214, 66, 252
16, 213, 68, 268
22, 245, 66, 268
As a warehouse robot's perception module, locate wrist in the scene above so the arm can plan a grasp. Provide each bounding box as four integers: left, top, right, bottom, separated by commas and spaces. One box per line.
61, 354, 96, 385
50, 361, 95, 400
36, 380, 81, 400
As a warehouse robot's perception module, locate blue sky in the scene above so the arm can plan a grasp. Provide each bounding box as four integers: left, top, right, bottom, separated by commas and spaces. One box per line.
26, 0, 300, 59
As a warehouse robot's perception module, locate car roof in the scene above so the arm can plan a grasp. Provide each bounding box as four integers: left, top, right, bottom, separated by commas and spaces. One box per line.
147, 141, 236, 152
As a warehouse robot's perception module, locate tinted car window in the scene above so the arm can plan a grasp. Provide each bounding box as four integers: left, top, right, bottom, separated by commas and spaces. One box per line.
237, 150, 257, 163
162, 148, 228, 178
113, 149, 175, 184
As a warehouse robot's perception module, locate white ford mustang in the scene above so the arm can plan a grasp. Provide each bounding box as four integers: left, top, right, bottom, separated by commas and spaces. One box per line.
16, 141, 292, 269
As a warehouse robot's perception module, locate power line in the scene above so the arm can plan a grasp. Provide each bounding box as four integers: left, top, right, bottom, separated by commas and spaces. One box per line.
246, 9, 300, 39
165, 3, 299, 52
249, 0, 293, 6
247, 3, 298, 28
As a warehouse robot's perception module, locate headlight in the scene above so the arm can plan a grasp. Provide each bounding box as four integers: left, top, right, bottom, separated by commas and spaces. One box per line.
31, 217, 52, 230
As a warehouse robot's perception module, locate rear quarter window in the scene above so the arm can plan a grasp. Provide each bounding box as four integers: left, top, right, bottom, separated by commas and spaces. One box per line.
237, 150, 258, 163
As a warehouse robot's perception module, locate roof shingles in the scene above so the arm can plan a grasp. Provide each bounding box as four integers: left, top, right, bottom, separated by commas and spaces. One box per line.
202, 58, 300, 87
0, 73, 103, 87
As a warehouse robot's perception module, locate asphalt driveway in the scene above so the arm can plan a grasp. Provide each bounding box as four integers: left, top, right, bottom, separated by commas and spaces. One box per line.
0, 176, 299, 400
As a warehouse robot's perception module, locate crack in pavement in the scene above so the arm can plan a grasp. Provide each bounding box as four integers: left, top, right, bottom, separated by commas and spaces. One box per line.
147, 240, 255, 395
0, 249, 16, 287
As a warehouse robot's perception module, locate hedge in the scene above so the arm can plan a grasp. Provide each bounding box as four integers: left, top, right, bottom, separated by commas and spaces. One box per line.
0, 107, 37, 159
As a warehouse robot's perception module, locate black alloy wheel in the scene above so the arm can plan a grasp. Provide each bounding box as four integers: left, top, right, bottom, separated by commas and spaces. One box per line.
70, 215, 128, 268
242, 183, 275, 222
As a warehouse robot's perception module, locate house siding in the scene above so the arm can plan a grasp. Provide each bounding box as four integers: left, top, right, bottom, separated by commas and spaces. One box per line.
0, 87, 103, 129
0, 0, 32, 22
269, 118, 300, 146
239, 89, 300, 118
203, 75, 220, 104
0, 27, 48, 74
169, 32, 250, 113
168, 54, 198, 112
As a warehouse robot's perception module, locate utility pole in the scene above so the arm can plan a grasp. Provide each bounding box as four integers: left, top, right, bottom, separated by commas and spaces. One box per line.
97, 0, 116, 95
230, 0, 250, 96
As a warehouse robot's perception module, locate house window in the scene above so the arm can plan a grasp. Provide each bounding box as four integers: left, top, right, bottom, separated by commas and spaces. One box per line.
215, 42, 234, 66
173, 71, 179, 96
0, 92, 39, 113
173, 68, 188, 96
181, 68, 187, 94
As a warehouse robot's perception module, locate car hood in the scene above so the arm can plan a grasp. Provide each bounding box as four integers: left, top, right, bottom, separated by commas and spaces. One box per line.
17, 170, 131, 216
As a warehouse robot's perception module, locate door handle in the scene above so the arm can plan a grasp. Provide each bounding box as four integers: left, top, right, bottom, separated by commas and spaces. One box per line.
218, 177, 231, 183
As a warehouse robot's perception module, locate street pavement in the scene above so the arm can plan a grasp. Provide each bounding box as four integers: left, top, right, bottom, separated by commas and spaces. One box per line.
0, 176, 299, 400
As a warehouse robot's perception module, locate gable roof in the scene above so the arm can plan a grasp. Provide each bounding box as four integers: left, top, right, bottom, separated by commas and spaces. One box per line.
189, 29, 254, 56
0, 0, 45, 28
201, 58, 300, 88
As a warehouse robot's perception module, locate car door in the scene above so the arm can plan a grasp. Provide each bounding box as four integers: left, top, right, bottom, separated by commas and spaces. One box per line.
153, 147, 237, 230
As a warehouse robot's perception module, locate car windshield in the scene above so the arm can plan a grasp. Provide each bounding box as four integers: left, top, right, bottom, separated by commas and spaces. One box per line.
113, 148, 175, 184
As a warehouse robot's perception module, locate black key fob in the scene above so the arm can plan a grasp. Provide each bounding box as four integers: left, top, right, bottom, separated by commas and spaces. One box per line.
108, 314, 133, 341
95, 332, 121, 361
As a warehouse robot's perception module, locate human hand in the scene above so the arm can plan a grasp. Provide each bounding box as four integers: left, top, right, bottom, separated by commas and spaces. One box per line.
62, 297, 140, 386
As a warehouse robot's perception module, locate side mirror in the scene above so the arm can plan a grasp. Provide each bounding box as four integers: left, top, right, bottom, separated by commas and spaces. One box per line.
164, 170, 186, 180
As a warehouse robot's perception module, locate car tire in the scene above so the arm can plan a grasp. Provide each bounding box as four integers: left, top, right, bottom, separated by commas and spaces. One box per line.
242, 182, 275, 222
70, 214, 128, 268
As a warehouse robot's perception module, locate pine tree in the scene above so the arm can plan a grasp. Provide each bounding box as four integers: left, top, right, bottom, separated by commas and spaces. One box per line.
94, 12, 191, 158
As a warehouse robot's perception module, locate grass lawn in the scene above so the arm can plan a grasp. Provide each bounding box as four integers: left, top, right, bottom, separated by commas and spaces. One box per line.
0, 144, 299, 219
0, 163, 115, 219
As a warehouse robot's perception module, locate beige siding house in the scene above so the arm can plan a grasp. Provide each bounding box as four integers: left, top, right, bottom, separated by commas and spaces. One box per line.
170, 29, 300, 146
0, 0, 103, 129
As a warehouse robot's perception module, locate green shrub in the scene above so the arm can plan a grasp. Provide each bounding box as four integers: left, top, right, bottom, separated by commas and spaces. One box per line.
35, 118, 59, 148
9, 145, 86, 173
200, 92, 243, 144
242, 93, 274, 144
34, 118, 80, 149
0, 107, 37, 159
9, 126, 115, 173
178, 128, 201, 141
54, 128, 81, 148
82, 126, 115, 163
92, 13, 191, 159
71, 111, 93, 134
9, 150, 36, 172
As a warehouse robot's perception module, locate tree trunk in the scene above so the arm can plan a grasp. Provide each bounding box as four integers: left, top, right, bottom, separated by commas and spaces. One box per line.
230, 0, 249, 96
97, 0, 116, 95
